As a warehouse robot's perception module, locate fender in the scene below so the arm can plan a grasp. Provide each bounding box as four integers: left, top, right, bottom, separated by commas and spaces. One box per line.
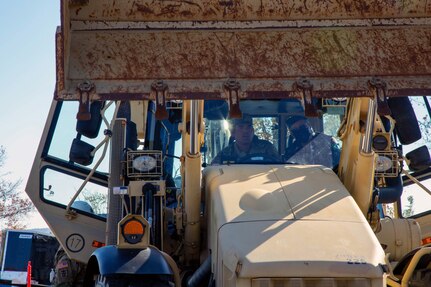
85, 245, 173, 278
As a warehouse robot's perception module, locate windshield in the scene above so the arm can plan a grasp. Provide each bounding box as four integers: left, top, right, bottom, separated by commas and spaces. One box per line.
203, 99, 343, 169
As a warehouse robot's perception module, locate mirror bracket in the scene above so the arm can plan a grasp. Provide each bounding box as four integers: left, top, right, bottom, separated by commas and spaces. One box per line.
151, 80, 169, 120
295, 78, 318, 117
224, 79, 242, 119
77, 81, 95, 121
369, 77, 390, 116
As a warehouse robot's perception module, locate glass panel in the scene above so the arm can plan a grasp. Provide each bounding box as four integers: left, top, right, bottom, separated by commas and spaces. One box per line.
400, 96, 431, 216
48, 101, 114, 173
253, 117, 279, 150
402, 178, 431, 216
323, 113, 342, 138
42, 168, 108, 218
205, 99, 343, 168
403, 97, 431, 154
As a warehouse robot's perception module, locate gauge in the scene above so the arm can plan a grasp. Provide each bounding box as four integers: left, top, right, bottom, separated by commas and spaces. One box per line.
132, 155, 157, 172
375, 155, 392, 172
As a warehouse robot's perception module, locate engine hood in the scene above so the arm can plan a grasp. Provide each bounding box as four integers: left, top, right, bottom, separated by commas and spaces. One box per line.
203, 164, 386, 279
203, 164, 366, 224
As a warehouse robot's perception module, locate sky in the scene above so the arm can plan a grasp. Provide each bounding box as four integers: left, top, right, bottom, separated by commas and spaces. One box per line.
0, 2, 60, 228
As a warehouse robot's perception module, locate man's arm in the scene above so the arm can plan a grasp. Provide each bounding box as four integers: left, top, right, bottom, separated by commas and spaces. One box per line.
256, 139, 281, 161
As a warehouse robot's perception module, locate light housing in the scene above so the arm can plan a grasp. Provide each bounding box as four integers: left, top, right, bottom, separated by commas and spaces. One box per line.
121, 218, 145, 244
126, 150, 163, 178
372, 134, 389, 151
117, 214, 150, 248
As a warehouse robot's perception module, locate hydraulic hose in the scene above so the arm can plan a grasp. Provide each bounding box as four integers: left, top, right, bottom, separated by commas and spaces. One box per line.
187, 256, 212, 287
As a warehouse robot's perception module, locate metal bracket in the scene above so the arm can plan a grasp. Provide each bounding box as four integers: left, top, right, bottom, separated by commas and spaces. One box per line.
369, 77, 391, 116
223, 79, 242, 119
151, 80, 169, 120
77, 81, 95, 121
295, 78, 319, 117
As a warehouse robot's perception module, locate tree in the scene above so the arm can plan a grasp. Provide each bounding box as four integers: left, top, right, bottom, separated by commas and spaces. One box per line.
80, 189, 107, 215
402, 195, 415, 218
0, 146, 34, 229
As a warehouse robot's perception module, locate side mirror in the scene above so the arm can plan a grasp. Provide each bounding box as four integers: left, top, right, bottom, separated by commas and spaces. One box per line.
69, 138, 95, 166
406, 145, 431, 171
76, 101, 104, 138
387, 97, 421, 145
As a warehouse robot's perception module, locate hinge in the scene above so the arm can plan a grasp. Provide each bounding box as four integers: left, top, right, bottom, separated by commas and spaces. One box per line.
369, 77, 391, 116
223, 79, 242, 119
77, 81, 95, 121
294, 78, 318, 117
151, 80, 169, 120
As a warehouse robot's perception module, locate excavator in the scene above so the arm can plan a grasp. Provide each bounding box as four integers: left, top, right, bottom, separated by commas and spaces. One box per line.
25, 1, 431, 286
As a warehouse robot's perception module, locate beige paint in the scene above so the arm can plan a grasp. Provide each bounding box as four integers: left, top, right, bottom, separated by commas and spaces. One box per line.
376, 218, 422, 262
203, 164, 386, 285
25, 101, 106, 263
338, 98, 376, 217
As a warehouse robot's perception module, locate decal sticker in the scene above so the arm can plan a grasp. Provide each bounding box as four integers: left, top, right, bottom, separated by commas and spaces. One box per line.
66, 233, 85, 253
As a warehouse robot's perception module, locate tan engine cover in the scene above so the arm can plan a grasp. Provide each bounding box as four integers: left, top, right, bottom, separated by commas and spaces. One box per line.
203, 164, 386, 283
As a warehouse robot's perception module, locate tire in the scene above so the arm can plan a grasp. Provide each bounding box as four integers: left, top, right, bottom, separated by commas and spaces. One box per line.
387, 97, 421, 145
94, 274, 174, 287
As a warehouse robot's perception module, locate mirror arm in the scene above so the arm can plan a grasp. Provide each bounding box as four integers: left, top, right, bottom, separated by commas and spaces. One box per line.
401, 169, 431, 197
66, 101, 121, 218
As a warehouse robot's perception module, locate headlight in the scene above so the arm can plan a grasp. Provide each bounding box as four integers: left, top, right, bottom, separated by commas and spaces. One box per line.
372, 135, 388, 151
375, 155, 393, 172
132, 155, 157, 172
121, 218, 145, 244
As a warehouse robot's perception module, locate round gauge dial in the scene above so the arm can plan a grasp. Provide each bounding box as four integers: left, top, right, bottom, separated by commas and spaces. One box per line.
132, 155, 157, 172
375, 155, 392, 172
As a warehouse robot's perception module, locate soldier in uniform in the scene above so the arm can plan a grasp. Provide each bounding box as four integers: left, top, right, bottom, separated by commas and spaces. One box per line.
285, 115, 340, 169
52, 247, 86, 287
212, 115, 280, 164
52, 201, 93, 287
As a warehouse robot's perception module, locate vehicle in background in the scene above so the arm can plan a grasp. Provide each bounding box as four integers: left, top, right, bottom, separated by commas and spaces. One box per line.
0, 229, 59, 286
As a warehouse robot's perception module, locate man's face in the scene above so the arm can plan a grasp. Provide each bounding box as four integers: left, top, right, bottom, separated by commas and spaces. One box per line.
233, 123, 254, 146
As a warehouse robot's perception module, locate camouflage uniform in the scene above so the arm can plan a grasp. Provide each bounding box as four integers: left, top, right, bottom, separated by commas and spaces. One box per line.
53, 247, 86, 287
211, 137, 280, 164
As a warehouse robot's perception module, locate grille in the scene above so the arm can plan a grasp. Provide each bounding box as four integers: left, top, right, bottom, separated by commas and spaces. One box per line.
126, 150, 163, 178
374, 150, 399, 178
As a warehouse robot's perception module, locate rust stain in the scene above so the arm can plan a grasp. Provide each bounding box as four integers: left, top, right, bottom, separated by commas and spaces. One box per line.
68, 27, 431, 81
59, 0, 431, 100
55, 29, 64, 94
68, 0, 431, 21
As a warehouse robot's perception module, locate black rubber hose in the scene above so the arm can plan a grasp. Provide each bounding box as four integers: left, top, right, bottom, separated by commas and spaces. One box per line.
187, 256, 212, 287
143, 183, 156, 244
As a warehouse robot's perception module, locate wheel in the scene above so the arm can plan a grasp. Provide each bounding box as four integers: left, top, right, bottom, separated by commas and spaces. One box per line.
93, 274, 174, 287
387, 97, 421, 145
94, 275, 121, 287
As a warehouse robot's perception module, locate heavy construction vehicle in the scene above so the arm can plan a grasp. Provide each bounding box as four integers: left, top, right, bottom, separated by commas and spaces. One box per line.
25, 1, 431, 286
